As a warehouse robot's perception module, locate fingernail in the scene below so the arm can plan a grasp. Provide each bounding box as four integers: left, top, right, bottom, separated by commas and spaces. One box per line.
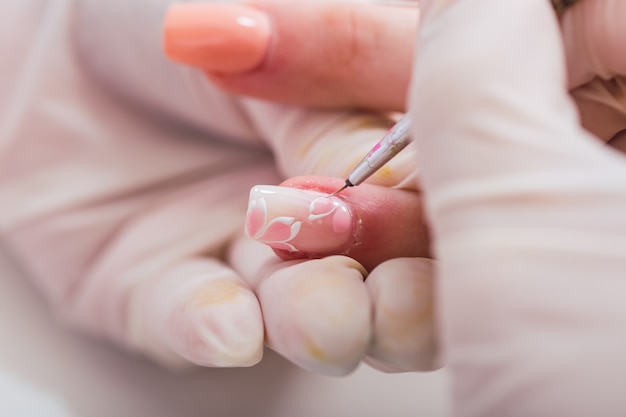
245, 186, 356, 254
164, 3, 271, 74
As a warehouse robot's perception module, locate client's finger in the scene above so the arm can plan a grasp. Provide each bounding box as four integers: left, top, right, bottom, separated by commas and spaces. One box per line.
256, 256, 371, 376
163, 0, 418, 111
244, 176, 430, 271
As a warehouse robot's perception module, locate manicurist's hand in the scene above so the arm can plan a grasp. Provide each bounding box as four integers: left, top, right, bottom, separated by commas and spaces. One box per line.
407, 1, 626, 415
2, 0, 433, 378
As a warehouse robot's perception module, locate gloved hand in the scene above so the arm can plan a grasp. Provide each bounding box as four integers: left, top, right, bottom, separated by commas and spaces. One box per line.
407, 0, 626, 415
0, 0, 435, 375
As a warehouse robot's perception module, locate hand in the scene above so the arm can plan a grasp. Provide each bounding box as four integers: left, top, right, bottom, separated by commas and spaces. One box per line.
1, 0, 433, 375
407, 0, 626, 414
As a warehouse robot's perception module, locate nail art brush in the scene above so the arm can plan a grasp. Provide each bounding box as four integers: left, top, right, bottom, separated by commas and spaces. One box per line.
331, 114, 411, 196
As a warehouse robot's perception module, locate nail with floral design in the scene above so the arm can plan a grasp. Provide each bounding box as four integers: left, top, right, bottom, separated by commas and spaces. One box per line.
245, 185, 356, 254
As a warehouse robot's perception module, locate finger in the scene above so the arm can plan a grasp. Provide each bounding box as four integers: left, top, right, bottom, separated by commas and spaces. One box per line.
244, 176, 430, 272
255, 256, 372, 376
238, 103, 419, 190
83, 175, 268, 368
29, 166, 280, 369
163, 1, 418, 111
562, 0, 626, 88
128, 258, 264, 368
364, 257, 439, 373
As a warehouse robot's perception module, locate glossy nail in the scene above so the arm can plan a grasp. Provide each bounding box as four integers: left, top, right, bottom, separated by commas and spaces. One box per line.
245, 186, 355, 254
164, 3, 271, 73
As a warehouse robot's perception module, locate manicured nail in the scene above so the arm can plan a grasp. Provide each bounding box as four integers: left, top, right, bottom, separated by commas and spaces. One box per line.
164, 3, 271, 74
245, 186, 355, 254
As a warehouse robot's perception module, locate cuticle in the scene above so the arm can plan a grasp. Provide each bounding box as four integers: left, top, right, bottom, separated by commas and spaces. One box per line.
323, 195, 361, 256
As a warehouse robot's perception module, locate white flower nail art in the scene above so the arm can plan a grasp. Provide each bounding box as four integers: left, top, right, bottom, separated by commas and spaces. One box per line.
245, 185, 354, 253
246, 197, 302, 251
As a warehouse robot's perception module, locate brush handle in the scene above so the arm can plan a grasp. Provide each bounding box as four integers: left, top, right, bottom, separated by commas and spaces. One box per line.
346, 115, 411, 187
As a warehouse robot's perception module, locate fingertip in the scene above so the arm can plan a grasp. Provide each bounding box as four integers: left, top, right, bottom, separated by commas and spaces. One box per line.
366, 257, 439, 372
257, 256, 371, 375
247, 176, 429, 271
166, 278, 265, 367
138, 259, 265, 368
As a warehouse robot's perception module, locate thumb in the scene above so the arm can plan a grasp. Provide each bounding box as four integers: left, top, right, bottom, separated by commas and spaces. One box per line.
411, 0, 626, 415
410, 0, 620, 202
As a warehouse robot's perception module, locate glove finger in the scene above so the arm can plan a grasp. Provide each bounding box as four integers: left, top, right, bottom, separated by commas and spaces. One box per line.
255, 256, 371, 376
9, 165, 279, 369
240, 102, 419, 190
75, 169, 276, 368
364, 257, 439, 373
129, 257, 263, 368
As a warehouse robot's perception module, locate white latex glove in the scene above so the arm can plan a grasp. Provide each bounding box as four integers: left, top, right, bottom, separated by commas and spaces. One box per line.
409, 0, 626, 415
1, 0, 435, 375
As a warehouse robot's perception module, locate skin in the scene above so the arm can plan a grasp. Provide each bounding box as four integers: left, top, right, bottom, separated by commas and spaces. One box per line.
204, 0, 626, 142
207, 0, 418, 111
277, 176, 430, 272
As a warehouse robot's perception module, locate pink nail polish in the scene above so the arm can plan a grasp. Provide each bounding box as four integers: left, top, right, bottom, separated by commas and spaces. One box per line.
164, 3, 271, 73
245, 185, 355, 254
